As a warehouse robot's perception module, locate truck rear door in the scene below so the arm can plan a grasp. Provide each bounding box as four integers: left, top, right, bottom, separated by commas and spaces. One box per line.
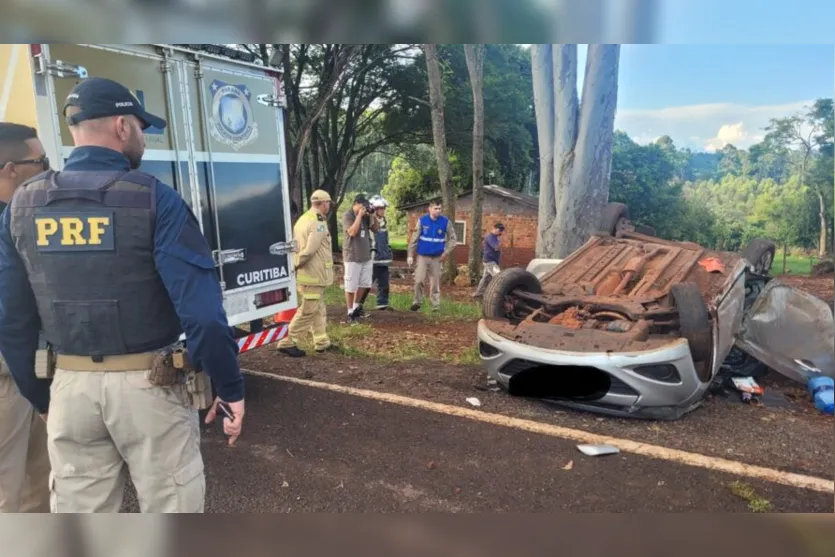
184, 55, 295, 312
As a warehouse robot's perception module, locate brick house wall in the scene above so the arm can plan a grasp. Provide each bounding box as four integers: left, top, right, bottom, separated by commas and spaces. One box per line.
405, 190, 538, 268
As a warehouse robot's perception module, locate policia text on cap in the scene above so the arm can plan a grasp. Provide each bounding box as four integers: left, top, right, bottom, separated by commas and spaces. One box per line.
0, 77, 245, 513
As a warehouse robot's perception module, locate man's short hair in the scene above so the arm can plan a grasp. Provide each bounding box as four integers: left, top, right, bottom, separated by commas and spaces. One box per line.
0, 122, 38, 165
353, 194, 368, 205
429, 199, 442, 208
494, 222, 505, 231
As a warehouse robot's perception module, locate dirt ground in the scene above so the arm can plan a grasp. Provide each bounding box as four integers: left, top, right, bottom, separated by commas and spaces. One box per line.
777, 273, 835, 305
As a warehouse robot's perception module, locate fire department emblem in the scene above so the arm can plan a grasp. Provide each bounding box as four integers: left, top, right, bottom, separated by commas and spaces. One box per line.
208, 80, 258, 150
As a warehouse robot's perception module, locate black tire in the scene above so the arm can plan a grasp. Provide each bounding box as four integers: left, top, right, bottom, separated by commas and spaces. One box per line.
671, 282, 713, 382
599, 202, 630, 236
741, 239, 776, 275
482, 267, 542, 320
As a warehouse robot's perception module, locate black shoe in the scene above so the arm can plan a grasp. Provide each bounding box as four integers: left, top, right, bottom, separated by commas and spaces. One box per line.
354, 306, 368, 319
278, 346, 306, 358
315, 344, 340, 353
410, 303, 421, 312
375, 304, 392, 311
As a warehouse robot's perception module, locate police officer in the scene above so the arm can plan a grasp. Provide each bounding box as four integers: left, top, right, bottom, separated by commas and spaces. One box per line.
276, 189, 335, 357
0, 77, 245, 513
0, 122, 51, 513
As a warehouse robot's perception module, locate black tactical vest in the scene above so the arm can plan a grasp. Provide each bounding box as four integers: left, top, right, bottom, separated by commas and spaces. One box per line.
9, 170, 183, 358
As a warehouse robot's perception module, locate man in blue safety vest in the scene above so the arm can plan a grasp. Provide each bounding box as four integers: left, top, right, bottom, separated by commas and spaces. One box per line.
407, 200, 457, 312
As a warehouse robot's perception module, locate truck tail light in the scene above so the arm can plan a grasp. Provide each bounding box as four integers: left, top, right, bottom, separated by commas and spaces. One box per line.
254, 287, 288, 309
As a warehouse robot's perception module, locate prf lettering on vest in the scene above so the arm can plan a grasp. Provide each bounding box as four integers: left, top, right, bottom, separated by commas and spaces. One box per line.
33, 210, 116, 252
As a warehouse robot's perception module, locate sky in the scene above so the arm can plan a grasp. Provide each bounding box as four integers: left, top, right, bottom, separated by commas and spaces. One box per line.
574, 44, 834, 152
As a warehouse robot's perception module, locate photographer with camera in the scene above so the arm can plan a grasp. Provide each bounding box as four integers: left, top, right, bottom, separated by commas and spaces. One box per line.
341, 194, 378, 323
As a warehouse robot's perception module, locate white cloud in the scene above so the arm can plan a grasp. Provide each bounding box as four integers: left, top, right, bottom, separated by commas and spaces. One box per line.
614, 100, 813, 152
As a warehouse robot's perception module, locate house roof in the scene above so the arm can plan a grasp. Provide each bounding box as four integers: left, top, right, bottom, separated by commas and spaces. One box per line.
398, 185, 538, 211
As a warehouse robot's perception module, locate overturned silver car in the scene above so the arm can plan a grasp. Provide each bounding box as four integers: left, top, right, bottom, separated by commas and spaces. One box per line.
477, 203, 834, 419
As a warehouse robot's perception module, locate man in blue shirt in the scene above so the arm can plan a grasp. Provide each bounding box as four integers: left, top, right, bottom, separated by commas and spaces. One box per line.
0, 77, 244, 512
473, 222, 505, 298
407, 200, 458, 312
0, 122, 51, 513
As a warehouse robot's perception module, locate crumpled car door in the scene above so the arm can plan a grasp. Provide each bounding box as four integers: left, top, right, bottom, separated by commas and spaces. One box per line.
735, 280, 834, 383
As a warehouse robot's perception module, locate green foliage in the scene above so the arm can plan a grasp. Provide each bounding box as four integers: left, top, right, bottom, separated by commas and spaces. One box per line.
605, 98, 834, 262
384, 43, 536, 204
609, 132, 682, 237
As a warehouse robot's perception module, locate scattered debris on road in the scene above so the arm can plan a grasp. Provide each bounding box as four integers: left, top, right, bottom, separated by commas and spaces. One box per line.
731, 376, 764, 404
466, 397, 482, 407
577, 444, 620, 457
562, 460, 574, 470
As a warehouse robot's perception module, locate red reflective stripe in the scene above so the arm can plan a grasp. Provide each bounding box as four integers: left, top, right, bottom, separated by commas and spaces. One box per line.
237, 325, 289, 353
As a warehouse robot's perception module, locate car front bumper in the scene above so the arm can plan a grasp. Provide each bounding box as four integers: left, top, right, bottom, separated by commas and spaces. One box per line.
477, 319, 711, 420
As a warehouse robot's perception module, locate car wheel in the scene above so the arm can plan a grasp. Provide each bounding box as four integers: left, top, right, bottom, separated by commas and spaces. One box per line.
598, 202, 630, 236
671, 282, 713, 382
741, 239, 776, 275
482, 267, 542, 320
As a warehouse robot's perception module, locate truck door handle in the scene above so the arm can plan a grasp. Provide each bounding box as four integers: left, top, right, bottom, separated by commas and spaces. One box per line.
213, 248, 247, 265
269, 241, 297, 255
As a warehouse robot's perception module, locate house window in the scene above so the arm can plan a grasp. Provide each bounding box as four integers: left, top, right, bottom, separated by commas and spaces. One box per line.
453, 220, 466, 245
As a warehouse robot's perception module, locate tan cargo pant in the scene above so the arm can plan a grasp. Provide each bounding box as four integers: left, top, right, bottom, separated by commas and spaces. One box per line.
278, 285, 330, 350
47, 368, 205, 513
0, 372, 50, 513
413, 255, 442, 309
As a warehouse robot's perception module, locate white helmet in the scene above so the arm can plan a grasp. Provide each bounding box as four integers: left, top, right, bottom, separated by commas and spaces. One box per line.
369, 195, 388, 208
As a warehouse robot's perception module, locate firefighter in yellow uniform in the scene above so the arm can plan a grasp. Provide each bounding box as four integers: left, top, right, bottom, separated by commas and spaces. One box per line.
277, 190, 335, 357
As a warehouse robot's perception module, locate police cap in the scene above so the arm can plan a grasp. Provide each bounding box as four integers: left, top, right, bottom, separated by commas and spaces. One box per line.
311, 190, 332, 203
64, 77, 167, 131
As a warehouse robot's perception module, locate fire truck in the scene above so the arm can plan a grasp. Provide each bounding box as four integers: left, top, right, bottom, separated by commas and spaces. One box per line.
0, 43, 298, 354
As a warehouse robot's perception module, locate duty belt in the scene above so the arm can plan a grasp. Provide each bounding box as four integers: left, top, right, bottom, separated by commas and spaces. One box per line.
56, 352, 158, 372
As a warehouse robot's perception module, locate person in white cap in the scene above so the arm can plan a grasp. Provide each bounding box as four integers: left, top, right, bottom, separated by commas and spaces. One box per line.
358, 195, 393, 310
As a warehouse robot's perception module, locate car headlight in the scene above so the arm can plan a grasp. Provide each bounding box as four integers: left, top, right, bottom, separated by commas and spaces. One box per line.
479, 341, 500, 357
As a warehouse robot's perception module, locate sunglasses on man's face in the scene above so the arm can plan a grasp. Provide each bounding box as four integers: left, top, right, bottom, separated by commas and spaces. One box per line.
5, 156, 50, 172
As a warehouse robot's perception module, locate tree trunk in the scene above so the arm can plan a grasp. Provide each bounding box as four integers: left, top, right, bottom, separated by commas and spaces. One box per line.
532, 44, 621, 259
783, 243, 788, 275
531, 45, 555, 257
817, 189, 827, 257
465, 44, 485, 285
424, 44, 457, 283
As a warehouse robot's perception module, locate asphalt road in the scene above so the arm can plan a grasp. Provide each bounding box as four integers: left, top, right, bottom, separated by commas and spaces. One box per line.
188, 374, 832, 513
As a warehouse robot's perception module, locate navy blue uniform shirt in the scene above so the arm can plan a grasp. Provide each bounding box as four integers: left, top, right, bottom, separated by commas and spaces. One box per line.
483, 233, 501, 264
0, 146, 243, 413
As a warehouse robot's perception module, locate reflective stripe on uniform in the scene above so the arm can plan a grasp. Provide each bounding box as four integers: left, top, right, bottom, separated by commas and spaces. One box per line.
302, 292, 321, 300
419, 236, 445, 243
296, 272, 319, 284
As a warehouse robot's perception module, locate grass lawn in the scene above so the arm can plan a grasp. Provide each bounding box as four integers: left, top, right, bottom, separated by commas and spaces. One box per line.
775, 253, 819, 276
389, 235, 408, 251
321, 285, 482, 321
289, 284, 481, 365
